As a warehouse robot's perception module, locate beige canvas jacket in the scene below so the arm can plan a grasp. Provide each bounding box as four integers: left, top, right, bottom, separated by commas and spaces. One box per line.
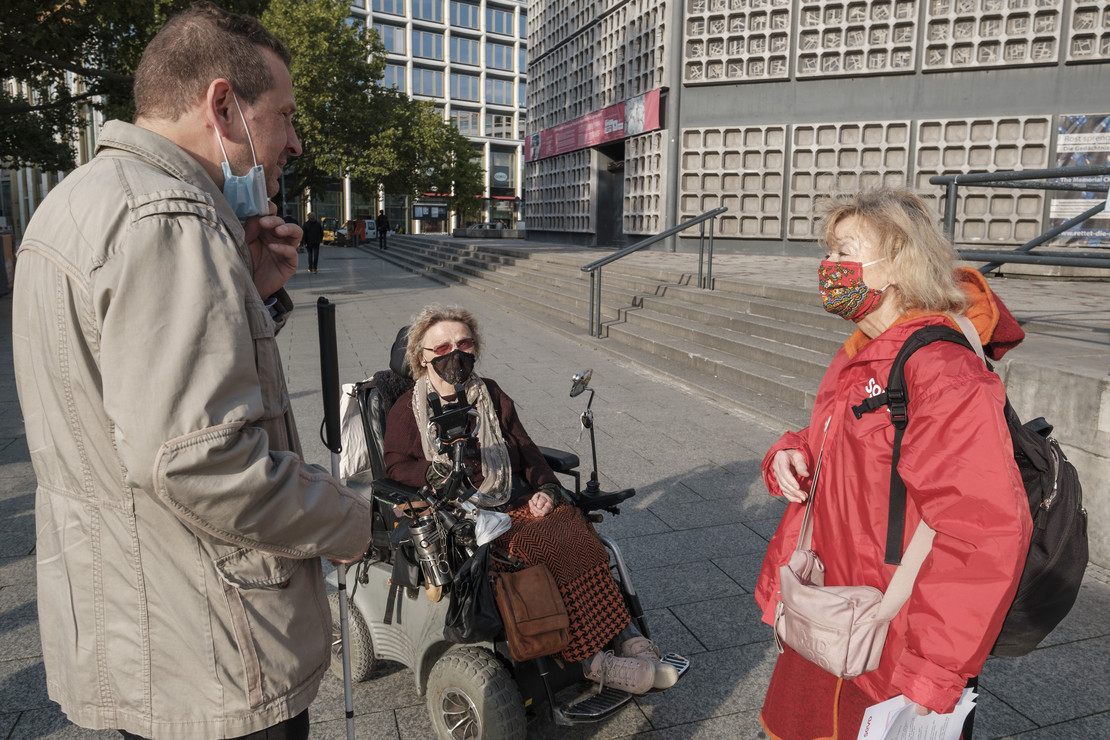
12, 121, 371, 738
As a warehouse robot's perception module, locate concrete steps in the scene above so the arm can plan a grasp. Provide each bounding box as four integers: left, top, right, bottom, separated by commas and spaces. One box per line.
375, 235, 848, 426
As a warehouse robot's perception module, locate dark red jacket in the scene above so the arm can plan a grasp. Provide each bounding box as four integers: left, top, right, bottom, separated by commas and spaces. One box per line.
755, 313, 1031, 714
383, 378, 558, 509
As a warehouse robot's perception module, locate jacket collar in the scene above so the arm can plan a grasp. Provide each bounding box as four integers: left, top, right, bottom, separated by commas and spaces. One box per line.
95, 120, 245, 245
841, 267, 1005, 360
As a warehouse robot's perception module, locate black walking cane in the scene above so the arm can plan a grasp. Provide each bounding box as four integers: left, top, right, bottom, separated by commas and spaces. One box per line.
317, 297, 355, 740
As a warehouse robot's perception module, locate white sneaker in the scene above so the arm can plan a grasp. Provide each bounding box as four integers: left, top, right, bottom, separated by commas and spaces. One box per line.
620, 636, 679, 690
584, 651, 655, 695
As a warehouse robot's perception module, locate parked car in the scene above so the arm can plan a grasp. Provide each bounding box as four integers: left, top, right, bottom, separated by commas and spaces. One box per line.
321, 217, 347, 245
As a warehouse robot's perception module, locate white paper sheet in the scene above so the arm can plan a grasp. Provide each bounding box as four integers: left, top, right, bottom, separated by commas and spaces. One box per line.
857, 688, 977, 740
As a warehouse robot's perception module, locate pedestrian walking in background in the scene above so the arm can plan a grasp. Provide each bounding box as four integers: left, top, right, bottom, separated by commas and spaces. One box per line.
303, 211, 323, 273
10, 3, 372, 738
756, 188, 1031, 739
376, 209, 390, 249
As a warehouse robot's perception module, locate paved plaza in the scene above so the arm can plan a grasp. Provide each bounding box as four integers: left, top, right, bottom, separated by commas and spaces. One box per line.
2, 245, 1108, 738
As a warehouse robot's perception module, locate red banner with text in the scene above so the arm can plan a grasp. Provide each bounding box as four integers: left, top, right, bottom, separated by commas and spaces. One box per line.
524, 89, 661, 162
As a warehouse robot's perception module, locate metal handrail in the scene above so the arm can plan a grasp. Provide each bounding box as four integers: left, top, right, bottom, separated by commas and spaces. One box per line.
581, 207, 727, 337
929, 166, 1110, 273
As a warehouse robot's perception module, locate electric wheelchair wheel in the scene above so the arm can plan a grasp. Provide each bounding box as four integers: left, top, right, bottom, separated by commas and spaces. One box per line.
329, 592, 376, 682
426, 646, 525, 740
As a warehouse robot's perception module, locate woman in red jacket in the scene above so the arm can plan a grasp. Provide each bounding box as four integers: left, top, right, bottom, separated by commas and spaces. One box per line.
384, 305, 678, 695
756, 189, 1032, 739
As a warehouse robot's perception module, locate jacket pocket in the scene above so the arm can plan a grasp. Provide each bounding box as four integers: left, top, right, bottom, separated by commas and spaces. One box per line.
215, 550, 329, 708
214, 547, 298, 589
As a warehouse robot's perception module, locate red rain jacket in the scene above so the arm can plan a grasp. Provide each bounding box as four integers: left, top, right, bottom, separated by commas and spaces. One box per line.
755, 311, 1032, 714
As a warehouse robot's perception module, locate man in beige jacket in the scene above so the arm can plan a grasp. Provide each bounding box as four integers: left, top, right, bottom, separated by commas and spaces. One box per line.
11, 3, 371, 738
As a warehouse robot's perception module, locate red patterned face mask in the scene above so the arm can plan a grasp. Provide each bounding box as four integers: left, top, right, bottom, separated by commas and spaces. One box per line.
818, 259, 887, 322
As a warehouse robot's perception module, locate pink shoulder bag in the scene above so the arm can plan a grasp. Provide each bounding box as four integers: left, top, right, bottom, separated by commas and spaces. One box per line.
773, 417, 934, 679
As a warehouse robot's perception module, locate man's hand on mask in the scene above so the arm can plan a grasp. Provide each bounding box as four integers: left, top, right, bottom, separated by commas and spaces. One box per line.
245, 203, 300, 299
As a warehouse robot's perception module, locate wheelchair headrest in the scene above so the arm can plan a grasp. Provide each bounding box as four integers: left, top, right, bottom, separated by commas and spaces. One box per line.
390, 325, 412, 380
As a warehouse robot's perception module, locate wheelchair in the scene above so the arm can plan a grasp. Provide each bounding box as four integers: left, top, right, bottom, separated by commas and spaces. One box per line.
330, 330, 688, 739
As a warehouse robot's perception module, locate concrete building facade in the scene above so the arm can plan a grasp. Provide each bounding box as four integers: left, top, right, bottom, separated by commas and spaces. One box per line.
524, 0, 1110, 253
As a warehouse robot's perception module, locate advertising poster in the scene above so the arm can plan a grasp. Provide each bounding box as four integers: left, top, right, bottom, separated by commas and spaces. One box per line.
524, 89, 662, 162
1050, 113, 1110, 246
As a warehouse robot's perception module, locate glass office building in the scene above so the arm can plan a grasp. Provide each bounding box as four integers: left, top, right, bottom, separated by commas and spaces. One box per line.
348, 0, 528, 233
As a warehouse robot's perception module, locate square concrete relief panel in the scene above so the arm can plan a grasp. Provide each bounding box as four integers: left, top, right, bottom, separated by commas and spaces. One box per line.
1067, 1, 1110, 62
788, 120, 911, 239
684, 0, 792, 84
525, 149, 597, 233
624, 131, 669, 235
797, 0, 918, 78
680, 125, 787, 238
915, 115, 1051, 244
924, 0, 1063, 70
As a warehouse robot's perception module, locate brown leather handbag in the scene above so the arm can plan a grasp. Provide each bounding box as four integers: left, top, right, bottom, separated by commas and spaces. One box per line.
492, 563, 570, 661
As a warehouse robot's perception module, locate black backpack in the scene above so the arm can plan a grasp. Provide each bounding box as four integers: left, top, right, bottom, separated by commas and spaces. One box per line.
851, 325, 1088, 657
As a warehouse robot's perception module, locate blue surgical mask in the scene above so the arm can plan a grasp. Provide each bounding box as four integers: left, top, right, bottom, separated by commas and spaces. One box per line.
216, 95, 270, 220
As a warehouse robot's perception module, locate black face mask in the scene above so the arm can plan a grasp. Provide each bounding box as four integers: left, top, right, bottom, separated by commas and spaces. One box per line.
429, 349, 476, 385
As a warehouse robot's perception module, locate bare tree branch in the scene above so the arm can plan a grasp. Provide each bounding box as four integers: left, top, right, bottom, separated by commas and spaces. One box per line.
0, 89, 104, 115
9, 43, 134, 84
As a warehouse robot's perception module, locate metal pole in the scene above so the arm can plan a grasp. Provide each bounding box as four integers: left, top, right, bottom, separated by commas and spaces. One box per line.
707, 216, 715, 290
588, 271, 596, 337
943, 180, 959, 240
595, 266, 602, 337
697, 222, 706, 288
977, 200, 1107, 272
317, 298, 355, 740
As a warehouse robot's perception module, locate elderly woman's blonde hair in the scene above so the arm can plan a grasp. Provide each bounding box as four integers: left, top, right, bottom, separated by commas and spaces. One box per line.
817, 188, 968, 315
405, 305, 482, 379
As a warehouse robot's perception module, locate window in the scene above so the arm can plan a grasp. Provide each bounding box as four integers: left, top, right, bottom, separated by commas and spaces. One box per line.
519, 10, 526, 38
452, 109, 480, 136
412, 30, 444, 60
381, 64, 406, 91
346, 15, 364, 28
486, 6, 513, 35
412, 68, 444, 97
373, 0, 404, 15
486, 42, 513, 71
412, 0, 443, 22
486, 77, 513, 105
485, 113, 514, 139
451, 36, 480, 65
451, 1, 479, 28
374, 24, 405, 54
490, 149, 516, 189
518, 47, 527, 73
451, 73, 480, 101
518, 79, 525, 106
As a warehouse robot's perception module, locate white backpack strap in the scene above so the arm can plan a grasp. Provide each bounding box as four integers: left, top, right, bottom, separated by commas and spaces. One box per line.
877, 520, 935, 620
948, 313, 986, 364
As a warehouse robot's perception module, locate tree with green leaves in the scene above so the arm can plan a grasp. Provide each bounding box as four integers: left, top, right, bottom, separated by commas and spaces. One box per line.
0, 0, 265, 170
3, 0, 485, 216
262, 0, 387, 200
264, 1, 484, 210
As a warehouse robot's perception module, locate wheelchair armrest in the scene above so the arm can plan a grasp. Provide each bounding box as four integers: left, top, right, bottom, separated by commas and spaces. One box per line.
537, 445, 579, 474
370, 478, 425, 508
571, 487, 636, 514
343, 469, 377, 505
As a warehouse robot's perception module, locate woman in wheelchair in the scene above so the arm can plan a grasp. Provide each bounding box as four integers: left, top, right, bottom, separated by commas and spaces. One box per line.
383, 305, 677, 695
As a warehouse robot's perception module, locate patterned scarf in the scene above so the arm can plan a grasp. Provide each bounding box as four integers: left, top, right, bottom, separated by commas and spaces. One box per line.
412, 374, 512, 507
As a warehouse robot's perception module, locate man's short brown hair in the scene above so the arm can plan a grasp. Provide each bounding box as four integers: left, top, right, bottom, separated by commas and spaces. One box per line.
134, 1, 291, 122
